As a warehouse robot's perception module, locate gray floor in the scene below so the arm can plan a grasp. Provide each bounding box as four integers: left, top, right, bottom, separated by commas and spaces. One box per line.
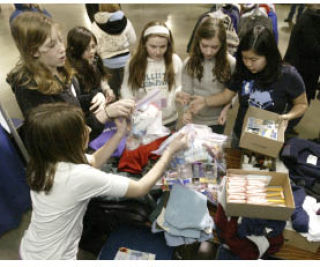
0, 3, 319, 261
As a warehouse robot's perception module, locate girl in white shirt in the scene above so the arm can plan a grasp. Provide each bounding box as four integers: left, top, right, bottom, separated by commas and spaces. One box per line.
120, 21, 182, 129
20, 102, 187, 260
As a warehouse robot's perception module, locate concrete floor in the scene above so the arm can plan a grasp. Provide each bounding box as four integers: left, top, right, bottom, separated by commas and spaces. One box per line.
0, 3, 319, 261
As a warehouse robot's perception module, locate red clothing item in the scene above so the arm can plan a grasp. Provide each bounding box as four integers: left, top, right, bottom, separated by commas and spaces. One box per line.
118, 136, 169, 174
214, 204, 283, 260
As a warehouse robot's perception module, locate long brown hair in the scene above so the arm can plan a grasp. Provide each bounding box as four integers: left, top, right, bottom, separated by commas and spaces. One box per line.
25, 103, 88, 193
128, 21, 175, 93
7, 12, 73, 95
186, 17, 231, 83
66, 26, 107, 93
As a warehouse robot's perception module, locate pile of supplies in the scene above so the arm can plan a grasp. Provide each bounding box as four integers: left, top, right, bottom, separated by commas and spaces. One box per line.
226, 174, 285, 206
153, 124, 228, 204
246, 117, 278, 140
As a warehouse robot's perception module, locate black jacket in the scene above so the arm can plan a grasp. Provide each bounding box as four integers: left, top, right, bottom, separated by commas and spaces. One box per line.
284, 8, 320, 99
8, 76, 104, 140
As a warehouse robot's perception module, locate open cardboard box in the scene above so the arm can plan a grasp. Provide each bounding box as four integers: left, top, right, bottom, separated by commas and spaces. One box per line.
225, 169, 295, 221
239, 106, 287, 158
283, 227, 320, 253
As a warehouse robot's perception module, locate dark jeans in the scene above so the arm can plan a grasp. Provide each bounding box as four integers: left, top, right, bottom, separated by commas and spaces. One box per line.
216, 245, 242, 260
286, 4, 305, 22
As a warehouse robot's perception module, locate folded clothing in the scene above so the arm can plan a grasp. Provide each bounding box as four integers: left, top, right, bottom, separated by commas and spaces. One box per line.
214, 204, 284, 260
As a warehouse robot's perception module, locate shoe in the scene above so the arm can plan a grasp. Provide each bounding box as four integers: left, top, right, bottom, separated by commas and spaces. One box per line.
284, 18, 292, 23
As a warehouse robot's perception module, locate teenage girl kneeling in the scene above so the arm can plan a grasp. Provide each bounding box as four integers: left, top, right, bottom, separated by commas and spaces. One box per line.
20, 102, 187, 260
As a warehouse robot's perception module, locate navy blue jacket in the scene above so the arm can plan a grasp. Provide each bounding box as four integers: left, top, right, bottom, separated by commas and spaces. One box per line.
281, 137, 320, 192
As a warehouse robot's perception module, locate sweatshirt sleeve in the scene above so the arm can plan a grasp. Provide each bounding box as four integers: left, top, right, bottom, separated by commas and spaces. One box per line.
181, 57, 194, 95
14, 86, 57, 117
120, 61, 135, 99
126, 19, 137, 46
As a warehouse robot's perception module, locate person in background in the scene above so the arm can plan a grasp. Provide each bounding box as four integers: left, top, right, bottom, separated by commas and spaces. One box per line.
9, 3, 51, 25
91, 3, 136, 99
66, 26, 116, 134
189, 25, 308, 147
176, 17, 236, 134
85, 3, 99, 23
7, 12, 134, 140
19, 102, 187, 259
120, 21, 182, 130
283, 4, 320, 135
284, 4, 305, 24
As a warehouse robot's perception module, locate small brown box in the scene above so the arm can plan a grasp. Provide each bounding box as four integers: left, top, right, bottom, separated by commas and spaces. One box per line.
239, 106, 287, 158
225, 169, 295, 221
283, 228, 320, 253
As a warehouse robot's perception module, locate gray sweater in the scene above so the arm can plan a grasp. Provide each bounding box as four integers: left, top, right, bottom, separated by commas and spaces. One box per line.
182, 53, 236, 126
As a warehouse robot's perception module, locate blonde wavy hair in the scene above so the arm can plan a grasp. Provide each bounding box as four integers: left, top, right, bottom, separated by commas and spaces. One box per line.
7, 12, 72, 95
128, 21, 175, 93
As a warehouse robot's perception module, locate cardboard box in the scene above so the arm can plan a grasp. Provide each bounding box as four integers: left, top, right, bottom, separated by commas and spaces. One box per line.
225, 169, 295, 220
239, 106, 287, 158
283, 228, 320, 253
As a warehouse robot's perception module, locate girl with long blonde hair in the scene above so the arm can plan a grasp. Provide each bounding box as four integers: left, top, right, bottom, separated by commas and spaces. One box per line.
120, 21, 182, 128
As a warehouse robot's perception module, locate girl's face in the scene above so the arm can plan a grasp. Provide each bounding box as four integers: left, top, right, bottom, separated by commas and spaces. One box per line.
145, 35, 168, 60
35, 25, 66, 74
241, 49, 267, 74
199, 35, 221, 60
82, 37, 97, 65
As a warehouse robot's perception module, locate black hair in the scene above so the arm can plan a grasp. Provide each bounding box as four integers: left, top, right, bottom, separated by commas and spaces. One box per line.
66, 26, 106, 93
233, 25, 282, 88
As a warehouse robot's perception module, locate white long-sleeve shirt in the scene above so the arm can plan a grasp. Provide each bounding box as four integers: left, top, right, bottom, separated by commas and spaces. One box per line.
121, 53, 182, 125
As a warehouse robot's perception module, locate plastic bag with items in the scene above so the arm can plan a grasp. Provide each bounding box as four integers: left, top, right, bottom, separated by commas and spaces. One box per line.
126, 89, 170, 150
152, 124, 228, 168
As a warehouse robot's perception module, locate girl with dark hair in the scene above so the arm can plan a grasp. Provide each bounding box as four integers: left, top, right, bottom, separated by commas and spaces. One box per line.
66, 26, 115, 129
189, 25, 308, 147
176, 17, 236, 134
120, 21, 182, 129
20, 102, 187, 259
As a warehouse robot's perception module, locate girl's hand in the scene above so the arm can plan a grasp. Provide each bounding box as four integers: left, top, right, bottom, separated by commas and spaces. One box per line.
114, 117, 128, 137
167, 133, 188, 155
90, 92, 106, 112
277, 114, 289, 129
105, 89, 116, 104
176, 91, 191, 105
218, 104, 230, 125
105, 99, 135, 119
189, 95, 206, 114
182, 111, 192, 125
